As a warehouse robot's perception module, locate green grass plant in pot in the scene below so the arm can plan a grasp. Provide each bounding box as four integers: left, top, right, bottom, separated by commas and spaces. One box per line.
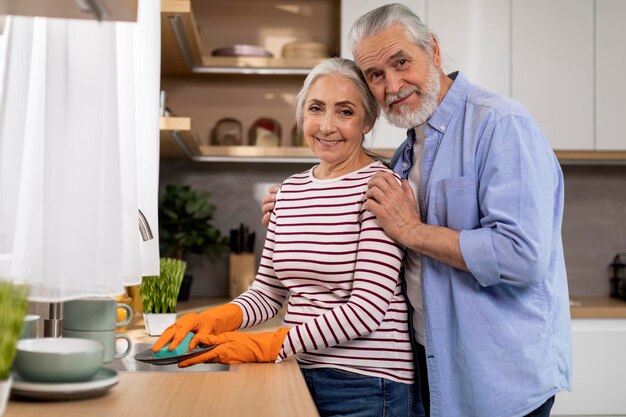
0, 281, 28, 415
140, 258, 187, 336
159, 184, 228, 301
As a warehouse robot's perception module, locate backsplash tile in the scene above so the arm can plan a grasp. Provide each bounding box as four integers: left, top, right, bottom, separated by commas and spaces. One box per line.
160, 161, 626, 298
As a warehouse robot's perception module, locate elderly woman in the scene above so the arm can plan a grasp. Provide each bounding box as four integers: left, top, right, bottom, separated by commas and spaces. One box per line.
153, 58, 415, 417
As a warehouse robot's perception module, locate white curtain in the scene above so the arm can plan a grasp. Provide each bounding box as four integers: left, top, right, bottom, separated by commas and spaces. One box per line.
0, 0, 160, 302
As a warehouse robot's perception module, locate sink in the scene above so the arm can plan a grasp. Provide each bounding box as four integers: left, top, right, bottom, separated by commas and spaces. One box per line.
111, 342, 230, 373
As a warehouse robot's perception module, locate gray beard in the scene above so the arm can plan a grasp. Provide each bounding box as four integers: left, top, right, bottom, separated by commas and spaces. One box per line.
383, 63, 441, 129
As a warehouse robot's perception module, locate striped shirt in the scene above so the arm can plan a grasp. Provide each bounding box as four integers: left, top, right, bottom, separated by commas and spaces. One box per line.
232, 161, 414, 384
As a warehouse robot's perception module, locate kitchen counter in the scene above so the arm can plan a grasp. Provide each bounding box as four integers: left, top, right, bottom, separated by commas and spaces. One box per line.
6, 360, 317, 417
569, 296, 626, 319
6, 296, 625, 416
5, 298, 319, 417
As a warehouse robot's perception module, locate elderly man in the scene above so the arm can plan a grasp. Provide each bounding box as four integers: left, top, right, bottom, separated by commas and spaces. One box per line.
264, 4, 572, 417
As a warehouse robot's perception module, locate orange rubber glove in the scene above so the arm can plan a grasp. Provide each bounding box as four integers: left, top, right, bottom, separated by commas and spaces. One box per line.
152, 303, 243, 353
178, 327, 290, 367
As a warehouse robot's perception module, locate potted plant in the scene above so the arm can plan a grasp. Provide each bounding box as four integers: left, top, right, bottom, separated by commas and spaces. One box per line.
158, 184, 228, 301
140, 258, 187, 336
0, 281, 28, 415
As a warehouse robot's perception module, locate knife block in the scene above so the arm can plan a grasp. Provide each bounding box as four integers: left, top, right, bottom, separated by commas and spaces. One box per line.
229, 253, 257, 299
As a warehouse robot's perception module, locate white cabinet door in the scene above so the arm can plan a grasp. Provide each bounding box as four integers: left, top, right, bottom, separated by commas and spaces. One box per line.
512, 0, 594, 150
341, 0, 426, 150
552, 319, 626, 416
427, 0, 511, 98
596, 0, 626, 150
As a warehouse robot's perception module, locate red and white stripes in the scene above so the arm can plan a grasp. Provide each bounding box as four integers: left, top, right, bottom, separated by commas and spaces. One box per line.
233, 162, 414, 384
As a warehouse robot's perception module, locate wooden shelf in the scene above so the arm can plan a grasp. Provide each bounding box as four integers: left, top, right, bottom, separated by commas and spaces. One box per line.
161, 0, 203, 75
159, 117, 626, 163
554, 150, 626, 163
0, 0, 137, 21
160, 0, 339, 76
159, 116, 201, 159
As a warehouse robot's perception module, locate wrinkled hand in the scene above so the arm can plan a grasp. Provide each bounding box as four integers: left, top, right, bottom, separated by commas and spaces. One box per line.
151, 304, 243, 353
261, 184, 280, 226
178, 327, 290, 367
364, 172, 422, 246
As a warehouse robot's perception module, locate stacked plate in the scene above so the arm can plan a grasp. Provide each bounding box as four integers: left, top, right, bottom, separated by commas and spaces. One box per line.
11, 338, 119, 400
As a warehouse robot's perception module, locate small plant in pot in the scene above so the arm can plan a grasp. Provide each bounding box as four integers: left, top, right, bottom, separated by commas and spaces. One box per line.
140, 258, 187, 336
0, 281, 28, 415
159, 184, 228, 301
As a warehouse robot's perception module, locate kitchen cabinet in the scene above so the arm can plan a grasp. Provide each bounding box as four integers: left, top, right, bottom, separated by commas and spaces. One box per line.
512, 0, 594, 151
552, 318, 626, 415
426, 0, 510, 98
596, 0, 626, 151
340, 0, 425, 151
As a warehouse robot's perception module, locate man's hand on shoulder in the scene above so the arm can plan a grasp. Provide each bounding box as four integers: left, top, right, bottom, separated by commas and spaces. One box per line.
261, 184, 280, 226
364, 172, 422, 247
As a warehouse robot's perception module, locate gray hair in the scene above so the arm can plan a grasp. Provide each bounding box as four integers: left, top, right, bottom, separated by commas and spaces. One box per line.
295, 57, 379, 133
348, 3, 434, 57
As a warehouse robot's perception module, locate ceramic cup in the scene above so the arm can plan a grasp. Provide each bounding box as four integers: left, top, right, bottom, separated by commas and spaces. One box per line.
62, 329, 132, 363
63, 297, 132, 331
20, 314, 40, 339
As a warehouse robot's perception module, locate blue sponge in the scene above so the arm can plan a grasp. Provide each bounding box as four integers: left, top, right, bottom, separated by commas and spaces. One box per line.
154, 332, 195, 359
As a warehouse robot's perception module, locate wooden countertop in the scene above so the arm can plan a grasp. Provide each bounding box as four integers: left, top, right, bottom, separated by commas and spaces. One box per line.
6, 359, 316, 417
5, 298, 319, 417
569, 297, 626, 319
6, 296, 625, 416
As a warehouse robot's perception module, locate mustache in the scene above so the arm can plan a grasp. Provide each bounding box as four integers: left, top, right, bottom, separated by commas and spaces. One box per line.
386, 86, 419, 106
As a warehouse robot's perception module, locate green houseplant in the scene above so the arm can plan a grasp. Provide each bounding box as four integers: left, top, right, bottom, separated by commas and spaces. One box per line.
0, 281, 28, 415
140, 258, 187, 336
158, 184, 228, 301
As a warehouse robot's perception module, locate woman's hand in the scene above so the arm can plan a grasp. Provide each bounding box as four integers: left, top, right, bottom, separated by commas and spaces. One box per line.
261, 184, 280, 226
151, 304, 243, 353
178, 327, 290, 367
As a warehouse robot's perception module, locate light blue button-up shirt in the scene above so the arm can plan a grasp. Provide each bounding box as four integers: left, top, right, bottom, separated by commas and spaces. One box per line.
392, 72, 572, 417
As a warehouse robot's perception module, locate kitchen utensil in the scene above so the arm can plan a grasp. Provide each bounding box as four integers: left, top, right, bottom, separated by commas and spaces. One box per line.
61, 329, 132, 363
281, 41, 328, 59
14, 338, 104, 383
114, 293, 133, 332
153, 332, 195, 359
10, 367, 119, 400
230, 223, 255, 254
249, 118, 281, 147
211, 118, 243, 146
63, 297, 132, 331
20, 315, 40, 339
134, 344, 216, 365
610, 253, 626, 300
211, 45, 273, 57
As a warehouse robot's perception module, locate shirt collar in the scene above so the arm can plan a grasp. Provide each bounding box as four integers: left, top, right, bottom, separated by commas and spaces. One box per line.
426, 71, 470, 135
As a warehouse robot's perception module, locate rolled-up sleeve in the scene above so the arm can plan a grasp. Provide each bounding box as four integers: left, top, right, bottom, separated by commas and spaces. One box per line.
459, 115, 559, 287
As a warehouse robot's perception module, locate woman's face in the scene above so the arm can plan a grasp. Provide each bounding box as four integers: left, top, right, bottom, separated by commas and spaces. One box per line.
303, 75, 372, 172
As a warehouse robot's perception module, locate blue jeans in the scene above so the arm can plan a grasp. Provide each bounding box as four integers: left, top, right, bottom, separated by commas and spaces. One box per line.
300, 367, 414, 417
524, 396, 555, 417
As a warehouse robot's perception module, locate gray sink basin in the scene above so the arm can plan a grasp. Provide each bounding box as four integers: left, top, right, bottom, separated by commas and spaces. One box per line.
111, 342, 230, 373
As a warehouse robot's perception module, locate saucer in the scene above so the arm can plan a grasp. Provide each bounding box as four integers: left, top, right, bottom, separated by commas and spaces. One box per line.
134, 344, 215, 365
11, 367, 119, 400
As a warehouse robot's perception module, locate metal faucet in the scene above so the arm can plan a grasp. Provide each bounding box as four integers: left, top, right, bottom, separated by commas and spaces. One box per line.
138, 209, 154, 241
43, 209, 155, 337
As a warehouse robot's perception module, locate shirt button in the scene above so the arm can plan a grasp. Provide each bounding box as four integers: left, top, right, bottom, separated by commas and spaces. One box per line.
440, 125, 446, 132
402, 162, 409, 169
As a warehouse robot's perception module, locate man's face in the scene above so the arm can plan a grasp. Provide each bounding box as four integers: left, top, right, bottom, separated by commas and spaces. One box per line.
354, 24, 442, 128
